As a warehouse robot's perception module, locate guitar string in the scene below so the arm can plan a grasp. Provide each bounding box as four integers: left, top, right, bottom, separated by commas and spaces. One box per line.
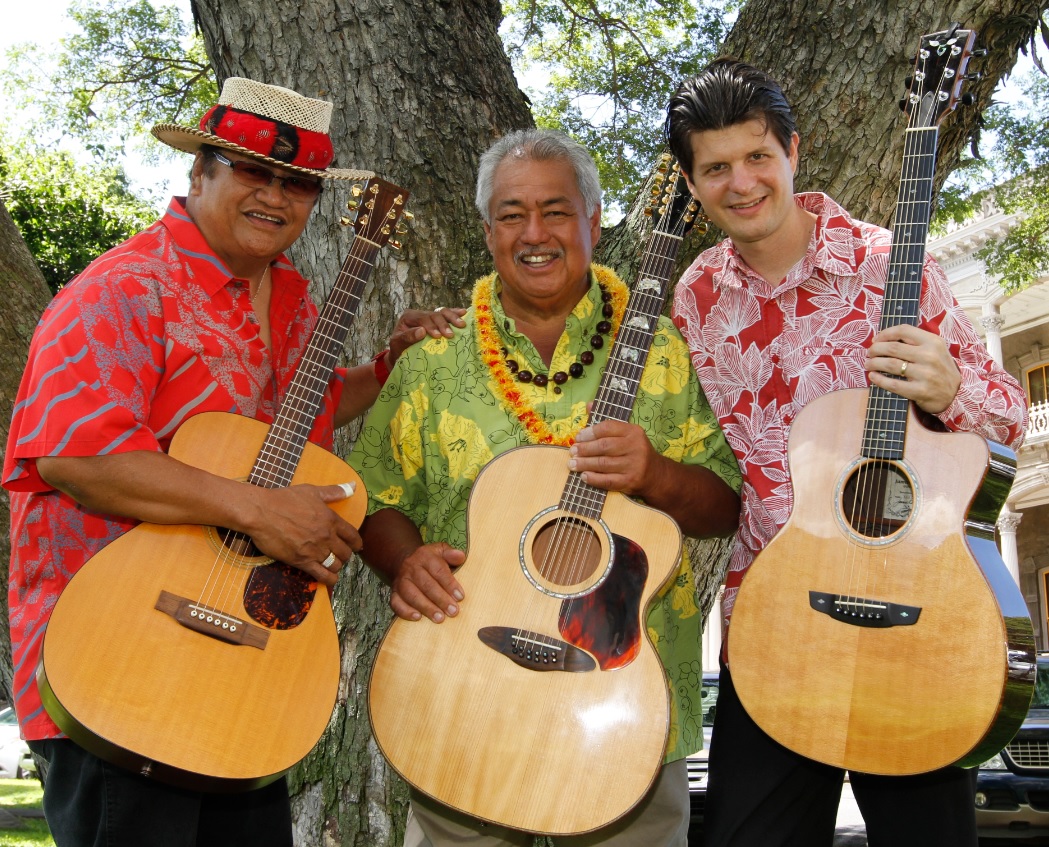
519, 191, 690, 666
197, 233, 377, 629
845, 46, 942, 618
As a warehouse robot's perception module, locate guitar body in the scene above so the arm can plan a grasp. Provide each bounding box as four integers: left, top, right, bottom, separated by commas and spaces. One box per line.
369, 444, 681, 834
39, 411, 366, 791
727, 388, 1034, 774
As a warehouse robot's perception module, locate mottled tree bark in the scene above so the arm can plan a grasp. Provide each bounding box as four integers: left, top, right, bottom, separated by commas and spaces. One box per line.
184, 0, 1044, 844
0, 199, 54, 704
188, 0, 532, 843
597, 0, 1045, 617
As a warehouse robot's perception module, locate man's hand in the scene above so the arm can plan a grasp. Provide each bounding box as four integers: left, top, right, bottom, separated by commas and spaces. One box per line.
567, 420, 660, 497
242, 483, 362, 588
866, 324, 961, 415
388, 542, 466, 623
386, 307, 467, 366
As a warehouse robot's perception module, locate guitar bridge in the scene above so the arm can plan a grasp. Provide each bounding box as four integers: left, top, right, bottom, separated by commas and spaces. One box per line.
156, 590, 269, 649
478, 626, 596, 672
809, 591, 921, 628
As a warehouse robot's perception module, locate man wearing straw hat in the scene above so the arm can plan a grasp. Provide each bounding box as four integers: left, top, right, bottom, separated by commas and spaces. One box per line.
4, 77, 461, 846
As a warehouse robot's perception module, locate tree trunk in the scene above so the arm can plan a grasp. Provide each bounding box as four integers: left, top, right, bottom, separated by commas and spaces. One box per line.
0, 199, 54, 704
597, 0, 1044, 618
189, 0, 532, 843
185, 0, 1043, 843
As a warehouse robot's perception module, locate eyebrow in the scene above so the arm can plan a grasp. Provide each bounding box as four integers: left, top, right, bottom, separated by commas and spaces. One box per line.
494, 196, 575, 213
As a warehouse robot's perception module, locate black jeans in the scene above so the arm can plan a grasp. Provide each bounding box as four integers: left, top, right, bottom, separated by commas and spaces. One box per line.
28, 739, 293, 847
703, 665, 978, 847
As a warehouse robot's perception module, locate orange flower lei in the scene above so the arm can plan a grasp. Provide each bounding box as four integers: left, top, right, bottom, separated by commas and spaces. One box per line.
473, 265, 629, 446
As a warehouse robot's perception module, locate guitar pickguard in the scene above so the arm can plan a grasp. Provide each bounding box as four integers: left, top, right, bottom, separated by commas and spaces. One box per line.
558, 533, 648, 670
244, 562, 317, 629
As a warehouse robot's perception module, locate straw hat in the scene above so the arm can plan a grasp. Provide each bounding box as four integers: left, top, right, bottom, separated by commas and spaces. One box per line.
152, 77, 370, 181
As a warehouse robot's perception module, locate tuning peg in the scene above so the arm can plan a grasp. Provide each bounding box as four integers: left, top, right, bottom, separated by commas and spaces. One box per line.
965, 71, 982, 82
389, 239, 402, 250
396, 223, 408, 234
346, 199, 360, 212
961, 93, 975, 106
350, 184, 364, 197
339, 215, 353, 227
403, 210, 415, 222
898, 97, 908, 112
904, 76, 913, 89
972, 48, 988, 58
643, 207, 654, 217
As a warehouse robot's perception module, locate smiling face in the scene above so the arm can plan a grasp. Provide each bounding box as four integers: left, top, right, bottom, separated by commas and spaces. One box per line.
683, 118, 807, 263
482, 156, 601, 321
185, 150, 316, 280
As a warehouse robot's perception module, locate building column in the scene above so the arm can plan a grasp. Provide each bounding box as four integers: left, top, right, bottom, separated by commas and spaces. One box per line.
997, 509, 1023, 587
980, 306, 1005, 367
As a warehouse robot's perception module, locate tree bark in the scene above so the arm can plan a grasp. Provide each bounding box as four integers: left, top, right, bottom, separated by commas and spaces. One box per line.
0, 199, 54, 704
189, 0, 532, 843
184, 0, 1044, 844
596, 0, 1045, 617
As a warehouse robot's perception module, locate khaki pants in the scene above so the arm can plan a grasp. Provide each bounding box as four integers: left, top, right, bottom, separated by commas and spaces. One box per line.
404, 759, 689, 847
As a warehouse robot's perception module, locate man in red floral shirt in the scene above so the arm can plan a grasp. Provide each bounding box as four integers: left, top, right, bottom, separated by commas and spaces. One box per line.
665, 58, 1028, 847
4, 77, 462, 847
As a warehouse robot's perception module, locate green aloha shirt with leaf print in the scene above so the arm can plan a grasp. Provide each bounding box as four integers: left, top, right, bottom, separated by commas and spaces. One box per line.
350, 268, 741, 762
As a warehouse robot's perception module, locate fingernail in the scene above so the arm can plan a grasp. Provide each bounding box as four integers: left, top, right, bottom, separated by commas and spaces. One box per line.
568, 446, 578, 457
453, 589, 464, 601
433, 611, 444, 623
339, 482, 356, 497
446, 604, 458, 616
568, 458, 578, 471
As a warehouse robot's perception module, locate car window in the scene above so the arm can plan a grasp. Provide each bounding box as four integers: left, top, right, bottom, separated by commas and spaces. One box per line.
701, 681, 719, 727
0, 708, 19, 726
1033, 661, 1049, 709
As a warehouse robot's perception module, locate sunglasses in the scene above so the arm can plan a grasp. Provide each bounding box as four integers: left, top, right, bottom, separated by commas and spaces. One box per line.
211, 151, 323, 201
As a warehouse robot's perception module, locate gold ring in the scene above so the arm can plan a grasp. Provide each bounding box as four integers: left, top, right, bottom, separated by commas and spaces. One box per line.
322, 552, 338, 569
900, 361, 908, 378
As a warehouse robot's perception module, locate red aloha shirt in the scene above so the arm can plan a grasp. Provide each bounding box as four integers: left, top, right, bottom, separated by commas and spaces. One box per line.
4, 197, 344, 739
671, 192, 1028, 631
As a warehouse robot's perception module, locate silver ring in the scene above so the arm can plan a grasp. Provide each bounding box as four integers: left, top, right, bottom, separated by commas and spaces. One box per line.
900, 361, 908, 378
322, 552, 339, 569
433, 306, 445, 312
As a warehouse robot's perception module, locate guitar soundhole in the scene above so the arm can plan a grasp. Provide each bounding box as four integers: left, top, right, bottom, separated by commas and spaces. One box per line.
532, 517, 602, 587
841, 460, 914, 539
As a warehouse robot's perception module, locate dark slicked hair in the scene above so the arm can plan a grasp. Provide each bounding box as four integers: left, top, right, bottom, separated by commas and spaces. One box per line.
665, 58, 797, 174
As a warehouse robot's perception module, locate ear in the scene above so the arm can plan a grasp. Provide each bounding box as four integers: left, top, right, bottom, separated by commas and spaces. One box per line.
188, 152, 207, 197
483, 220, 495, 256
788, 132, 800, 174
589, 205, 602, 249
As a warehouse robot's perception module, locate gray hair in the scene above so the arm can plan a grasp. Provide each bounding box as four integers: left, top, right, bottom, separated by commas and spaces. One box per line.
474, 129, 602, 224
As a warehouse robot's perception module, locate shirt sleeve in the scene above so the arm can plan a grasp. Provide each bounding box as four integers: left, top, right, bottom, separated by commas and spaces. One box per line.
3, 272, 166, 493
637, 319, 743, 494
917, 256, 1029, 449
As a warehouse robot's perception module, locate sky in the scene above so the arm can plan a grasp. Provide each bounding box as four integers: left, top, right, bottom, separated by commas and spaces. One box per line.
1, 0, 1038, 213
1, 0, 194, 210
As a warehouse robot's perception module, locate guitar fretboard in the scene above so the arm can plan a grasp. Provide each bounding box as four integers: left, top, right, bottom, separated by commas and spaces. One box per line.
562, 228, 685, 519
247, 237, 380, 489
862, 125, 938, 461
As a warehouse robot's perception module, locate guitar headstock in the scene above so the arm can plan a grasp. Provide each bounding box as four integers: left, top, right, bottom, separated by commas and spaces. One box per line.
646, 154, 704, 238
340, 177, 412, 249
901, 24, 981, 128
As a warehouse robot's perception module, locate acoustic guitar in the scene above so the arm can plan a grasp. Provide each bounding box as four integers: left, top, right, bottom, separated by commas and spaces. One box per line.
726, 26, 1035, 775
368, 161, 703, 834
37, 177, 409, 791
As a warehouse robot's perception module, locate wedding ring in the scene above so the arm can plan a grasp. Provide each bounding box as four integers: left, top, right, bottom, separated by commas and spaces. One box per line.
322, 552, 339, 570
900, 361, 908, 378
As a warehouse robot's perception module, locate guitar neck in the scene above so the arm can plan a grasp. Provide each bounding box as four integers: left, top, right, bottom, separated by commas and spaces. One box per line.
562, 233, 685, 520
863, 127, 939, 462
248, 236, 380, 490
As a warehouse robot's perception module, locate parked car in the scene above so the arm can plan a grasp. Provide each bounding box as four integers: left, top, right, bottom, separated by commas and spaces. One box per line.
975, 654, 1049, 840
687, 671, 720, 834
0, 705, 34, 779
